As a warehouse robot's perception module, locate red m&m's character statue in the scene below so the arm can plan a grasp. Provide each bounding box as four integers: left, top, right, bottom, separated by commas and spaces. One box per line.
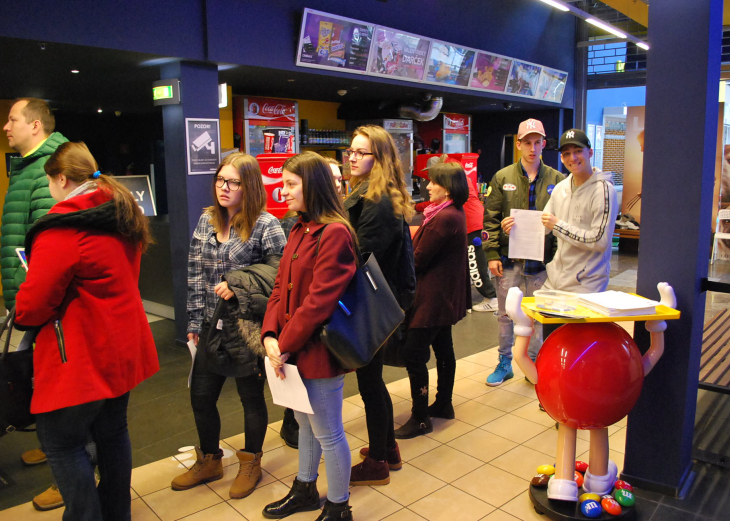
506, 283, 677, 502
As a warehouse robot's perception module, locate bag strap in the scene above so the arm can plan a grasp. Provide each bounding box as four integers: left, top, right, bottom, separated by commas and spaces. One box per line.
0, 307, 16, 361
315, 224, 363, 266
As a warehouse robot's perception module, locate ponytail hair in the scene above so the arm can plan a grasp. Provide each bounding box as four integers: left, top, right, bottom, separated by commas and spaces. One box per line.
44, 142, 154, 251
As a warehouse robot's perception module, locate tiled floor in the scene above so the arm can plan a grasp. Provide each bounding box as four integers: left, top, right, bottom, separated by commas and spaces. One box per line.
2, 253, 730, 520
0, 345, 631, 521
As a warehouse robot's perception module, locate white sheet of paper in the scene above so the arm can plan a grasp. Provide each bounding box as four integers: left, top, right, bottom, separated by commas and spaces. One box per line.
508, 209, 545, 262
264, 357, 314, 414
187, 339, 197, 388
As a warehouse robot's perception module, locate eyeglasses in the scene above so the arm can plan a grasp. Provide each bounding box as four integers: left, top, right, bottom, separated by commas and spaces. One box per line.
346, 149, 374, 160
215, 176, 241, 191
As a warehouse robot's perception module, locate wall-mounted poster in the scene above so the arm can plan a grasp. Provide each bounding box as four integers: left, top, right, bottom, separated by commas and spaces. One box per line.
535, 67, 568, 103
424, 42, 475, 86
505, 60, 541, 97
296, 9, 374, 72
470, 52, 512, 92
185, 118, 221, 175
368, 28, 430, 81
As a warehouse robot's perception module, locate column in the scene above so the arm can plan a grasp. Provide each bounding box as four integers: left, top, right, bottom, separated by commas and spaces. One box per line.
622, 0, 722, 496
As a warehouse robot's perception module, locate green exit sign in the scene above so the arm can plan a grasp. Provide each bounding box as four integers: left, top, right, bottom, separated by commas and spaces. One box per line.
153, 85, 173, 100
152, 79, 181, 106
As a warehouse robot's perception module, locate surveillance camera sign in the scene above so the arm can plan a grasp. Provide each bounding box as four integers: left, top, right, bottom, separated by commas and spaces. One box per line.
185, 118, 221, 175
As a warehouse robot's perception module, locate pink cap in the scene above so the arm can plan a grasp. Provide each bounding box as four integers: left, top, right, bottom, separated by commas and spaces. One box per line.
517, 118, 546, 140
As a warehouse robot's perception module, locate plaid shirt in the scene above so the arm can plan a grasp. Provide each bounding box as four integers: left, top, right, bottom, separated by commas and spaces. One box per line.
501, 164, 545, 275
187, 211, 286, 333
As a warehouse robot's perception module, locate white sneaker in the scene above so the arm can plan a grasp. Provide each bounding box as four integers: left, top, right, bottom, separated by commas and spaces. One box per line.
472, 298, 498, 312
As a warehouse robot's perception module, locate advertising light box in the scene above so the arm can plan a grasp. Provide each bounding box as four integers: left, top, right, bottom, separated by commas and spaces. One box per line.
470, 52, 513, 93
505, 60, 542, 98
296, 9, 374, 73
535, 67, 569, 103
424, 42, 475, 87
368, 28, 431, 81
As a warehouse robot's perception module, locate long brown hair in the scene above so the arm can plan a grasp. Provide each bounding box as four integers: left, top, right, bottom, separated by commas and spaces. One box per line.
44, 142, 153, 251
206, 152, 267, 242
282, 152, 356, 239
350, 125, 414, 220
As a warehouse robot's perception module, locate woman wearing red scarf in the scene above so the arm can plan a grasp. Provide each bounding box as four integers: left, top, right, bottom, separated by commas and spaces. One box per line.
395, 162, 470, 439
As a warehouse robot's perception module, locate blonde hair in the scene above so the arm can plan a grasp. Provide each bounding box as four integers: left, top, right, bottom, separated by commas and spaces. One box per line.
206, 152, 267, 242
351, 125, 414, 220
44, 142, 153, 251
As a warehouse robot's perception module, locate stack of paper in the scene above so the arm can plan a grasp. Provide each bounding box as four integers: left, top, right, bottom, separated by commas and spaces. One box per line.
578, 291, 659, 317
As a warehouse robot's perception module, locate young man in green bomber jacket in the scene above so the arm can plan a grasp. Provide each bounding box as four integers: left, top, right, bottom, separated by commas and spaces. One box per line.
482, 118, 564, 387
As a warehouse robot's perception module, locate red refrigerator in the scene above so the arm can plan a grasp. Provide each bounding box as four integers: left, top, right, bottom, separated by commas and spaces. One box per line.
257, 153, 296, 219
234, 96, 299, 156
442, 113, 471, 154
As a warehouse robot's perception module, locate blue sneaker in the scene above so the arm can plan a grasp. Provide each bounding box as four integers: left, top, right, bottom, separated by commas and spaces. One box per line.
486, 355, 514, 387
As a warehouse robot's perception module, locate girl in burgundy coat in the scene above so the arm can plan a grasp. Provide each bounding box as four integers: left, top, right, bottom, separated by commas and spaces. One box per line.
261, 152, 357, 521
15, 142, 158, 521
395, 162, 471, 439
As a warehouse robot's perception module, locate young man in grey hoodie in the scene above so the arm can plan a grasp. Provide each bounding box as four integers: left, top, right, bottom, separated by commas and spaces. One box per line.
541, 129, 618, 293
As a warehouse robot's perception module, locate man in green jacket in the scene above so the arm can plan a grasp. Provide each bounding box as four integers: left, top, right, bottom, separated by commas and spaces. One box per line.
483, 118, 564, 386
3, 98, 68, 511
2, 98, 67, 310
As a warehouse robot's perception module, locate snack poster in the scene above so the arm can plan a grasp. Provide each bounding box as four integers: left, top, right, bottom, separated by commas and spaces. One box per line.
535, 67, 568, 103
425, 42, 475, 86
368, 28, 430, 81
505, 60, 541, 97
297, 10, 373, 72
469, 52, 512, 92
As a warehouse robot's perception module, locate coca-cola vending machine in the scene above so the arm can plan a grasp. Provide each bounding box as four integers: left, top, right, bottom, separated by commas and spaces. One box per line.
414, 153, 478, 187
234, 97, 299, 156
257, 153, 296, 219
442, 113, 471, 154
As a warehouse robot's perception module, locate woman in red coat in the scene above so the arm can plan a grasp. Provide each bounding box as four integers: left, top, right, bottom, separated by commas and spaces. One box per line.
15, 142, 158, 521
261, 152, 357, 521
395, 162, 470, 439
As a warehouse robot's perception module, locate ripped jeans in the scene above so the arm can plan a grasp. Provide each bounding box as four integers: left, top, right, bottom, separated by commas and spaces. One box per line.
496, 263, 547, 361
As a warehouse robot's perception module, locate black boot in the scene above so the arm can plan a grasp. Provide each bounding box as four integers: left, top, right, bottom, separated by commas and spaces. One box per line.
427, 401, 455, 420
394, 415, 433, 439
280, 408, 299, 449
262, 478, 319, 519
315, 499, 353, 521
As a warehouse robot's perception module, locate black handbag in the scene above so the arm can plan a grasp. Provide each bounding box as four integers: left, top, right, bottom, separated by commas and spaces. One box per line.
317, 228, 405, 370
0, 307, 35, 436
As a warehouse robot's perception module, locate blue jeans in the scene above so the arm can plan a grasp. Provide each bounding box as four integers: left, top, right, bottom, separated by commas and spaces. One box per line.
496, 263, 547, 361
294, 375, 350, 504
36, 393, 132, 521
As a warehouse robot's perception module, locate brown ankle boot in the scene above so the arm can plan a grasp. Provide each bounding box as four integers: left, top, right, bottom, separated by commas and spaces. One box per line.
358, 443, 402, 470
230, 450, 262, 499
171, 446, 224, 490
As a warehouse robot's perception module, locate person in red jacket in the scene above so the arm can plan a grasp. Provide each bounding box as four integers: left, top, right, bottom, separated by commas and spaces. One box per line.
395, 162, 470, 438
15, 142, 158, 521
261, 152, 357, 521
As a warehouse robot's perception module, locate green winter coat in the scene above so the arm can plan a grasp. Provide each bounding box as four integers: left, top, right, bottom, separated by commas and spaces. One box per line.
1, 132, 68, 308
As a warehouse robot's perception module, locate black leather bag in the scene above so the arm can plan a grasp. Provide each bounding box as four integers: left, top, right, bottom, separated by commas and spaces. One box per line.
317, 229, 405, 370
0, 307, 35, 436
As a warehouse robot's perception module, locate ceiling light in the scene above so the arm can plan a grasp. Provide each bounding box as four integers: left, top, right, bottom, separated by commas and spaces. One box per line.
586, 18, 627, 38
637, 42, 650, 51
71, 69, 79, 74
97, 108, 103, 113
287, 79, 295, 82
538, 0, 569, 12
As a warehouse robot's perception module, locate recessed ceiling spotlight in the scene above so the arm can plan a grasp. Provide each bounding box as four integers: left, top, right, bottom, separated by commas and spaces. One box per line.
97, 108, 103, 113
71, 69, 80, 74
287, 79, 295, 82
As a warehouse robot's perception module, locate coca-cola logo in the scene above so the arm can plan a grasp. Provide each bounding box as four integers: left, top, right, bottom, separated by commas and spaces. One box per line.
464, 162, 475, 169
267, 166, 283, 175
445, 117, 466, 129
261, 103, 295, 116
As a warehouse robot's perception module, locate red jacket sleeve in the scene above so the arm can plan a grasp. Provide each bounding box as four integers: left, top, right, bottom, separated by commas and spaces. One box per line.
15, 229, 80, 327
279, 225, 356, 354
